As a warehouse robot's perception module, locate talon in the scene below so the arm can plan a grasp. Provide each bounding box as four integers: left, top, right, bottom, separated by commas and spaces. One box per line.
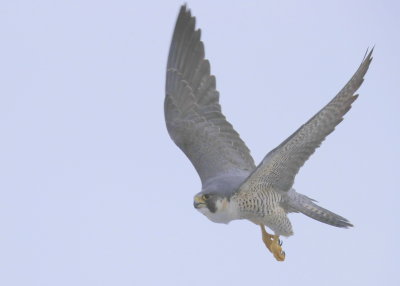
260, 225, 286, 261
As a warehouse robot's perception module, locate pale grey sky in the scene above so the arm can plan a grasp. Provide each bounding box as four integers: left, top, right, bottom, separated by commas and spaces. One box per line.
0, 1, 399, 285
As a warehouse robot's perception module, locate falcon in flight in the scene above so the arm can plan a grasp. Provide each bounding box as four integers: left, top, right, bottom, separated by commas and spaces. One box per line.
165, 5, 372, 261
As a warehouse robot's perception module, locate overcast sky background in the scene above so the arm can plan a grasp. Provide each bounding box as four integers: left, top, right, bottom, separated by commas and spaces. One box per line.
0, 0, 399, 285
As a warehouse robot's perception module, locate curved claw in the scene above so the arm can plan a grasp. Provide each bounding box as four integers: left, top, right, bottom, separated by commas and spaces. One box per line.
260, 226, 286, 261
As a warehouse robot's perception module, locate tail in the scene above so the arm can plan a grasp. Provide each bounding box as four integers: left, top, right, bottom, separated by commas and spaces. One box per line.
286, 190, 353, 228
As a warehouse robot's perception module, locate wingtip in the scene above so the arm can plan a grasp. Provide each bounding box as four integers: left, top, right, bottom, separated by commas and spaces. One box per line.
363, 46, 374, 62
179, 3, 191, 17
341, 220, 354, 228
356, 47, 374, 77
176, 3, 197, 31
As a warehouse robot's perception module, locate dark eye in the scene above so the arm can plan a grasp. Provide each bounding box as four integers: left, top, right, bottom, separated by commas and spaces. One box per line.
202, 194, 210, 200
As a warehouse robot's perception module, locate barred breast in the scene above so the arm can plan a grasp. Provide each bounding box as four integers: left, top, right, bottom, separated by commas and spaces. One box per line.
232, 189, 294, 236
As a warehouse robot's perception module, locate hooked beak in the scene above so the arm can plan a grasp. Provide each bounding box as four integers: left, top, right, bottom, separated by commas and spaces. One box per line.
193, 195, 206, 209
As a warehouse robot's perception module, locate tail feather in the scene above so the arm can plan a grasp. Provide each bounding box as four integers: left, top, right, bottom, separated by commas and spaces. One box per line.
286, 190, 353, 228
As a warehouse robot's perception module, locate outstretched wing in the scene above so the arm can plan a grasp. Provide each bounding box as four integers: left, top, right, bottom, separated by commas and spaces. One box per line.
165, 5, 255, 186
239, 49, 373, 193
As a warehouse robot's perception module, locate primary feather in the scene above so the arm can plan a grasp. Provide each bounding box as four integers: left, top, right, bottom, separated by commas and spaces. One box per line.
238, 49, 373, 195
165, 5, 255, 188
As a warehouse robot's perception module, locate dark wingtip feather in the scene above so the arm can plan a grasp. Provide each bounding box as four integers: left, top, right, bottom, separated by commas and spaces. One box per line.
335, 216, 354, 228
362, 47, 374, 68
364, 46, 374, 60
180, 3, 189, 14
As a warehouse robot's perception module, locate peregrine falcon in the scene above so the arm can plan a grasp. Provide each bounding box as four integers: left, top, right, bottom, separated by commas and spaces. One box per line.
165, 5, 372, 261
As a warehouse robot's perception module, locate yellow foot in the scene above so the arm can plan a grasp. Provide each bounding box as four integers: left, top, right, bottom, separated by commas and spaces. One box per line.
260, 225, 286, 262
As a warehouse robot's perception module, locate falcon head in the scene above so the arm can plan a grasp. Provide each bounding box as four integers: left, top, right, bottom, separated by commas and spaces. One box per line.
193, 192, 238, 224
192, 175, 245, 224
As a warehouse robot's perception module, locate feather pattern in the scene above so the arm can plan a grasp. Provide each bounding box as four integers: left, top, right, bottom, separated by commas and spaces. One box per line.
238, 49, 373, 194
165, 6, 255, 186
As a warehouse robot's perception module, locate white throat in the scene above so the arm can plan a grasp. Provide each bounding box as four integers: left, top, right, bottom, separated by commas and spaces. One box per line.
197, 198, 240, 224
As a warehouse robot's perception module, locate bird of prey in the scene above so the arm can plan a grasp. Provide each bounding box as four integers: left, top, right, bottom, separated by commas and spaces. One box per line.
165, 5, 372, 261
